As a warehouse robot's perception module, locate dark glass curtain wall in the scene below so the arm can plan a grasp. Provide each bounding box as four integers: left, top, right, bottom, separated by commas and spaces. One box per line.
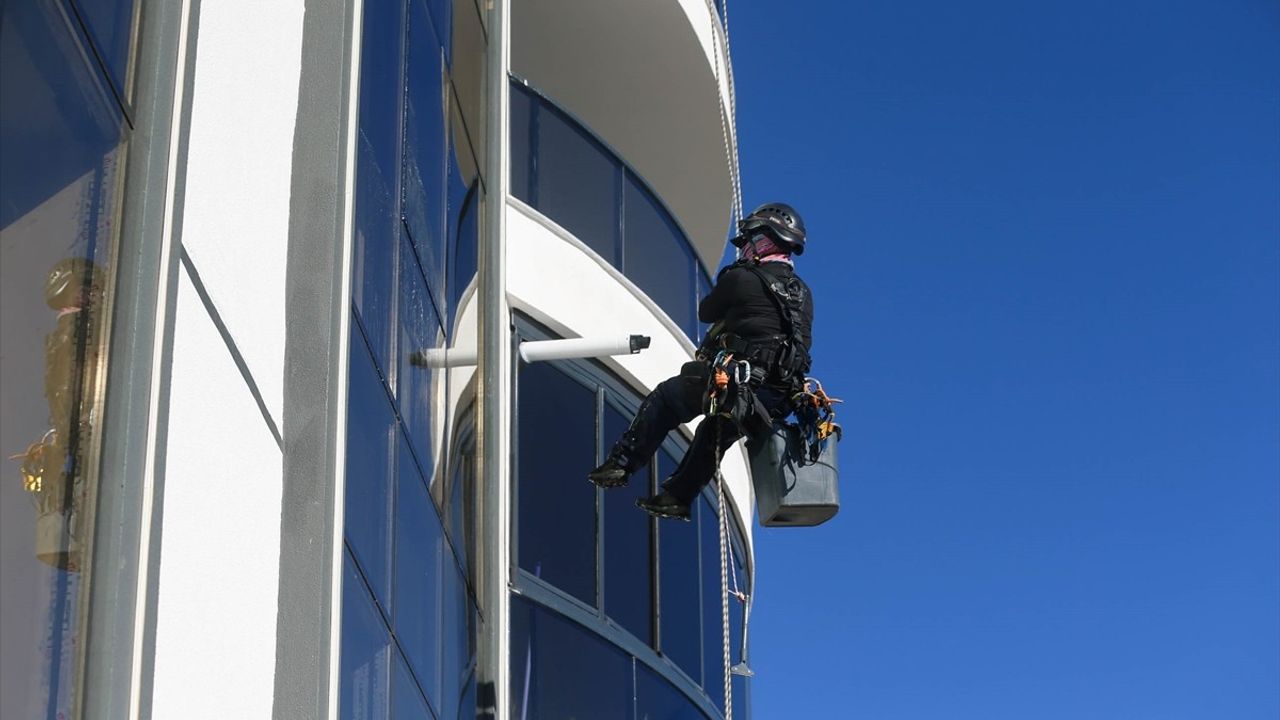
509, 80, 712, 344
340, 1, 487, 718
512, 329, 749, 719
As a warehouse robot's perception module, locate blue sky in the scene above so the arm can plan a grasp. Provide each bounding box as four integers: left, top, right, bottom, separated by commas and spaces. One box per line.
728, 1, 1279, 717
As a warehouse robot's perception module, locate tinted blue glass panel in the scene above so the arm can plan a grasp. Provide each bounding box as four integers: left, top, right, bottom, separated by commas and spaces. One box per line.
440, 560, 476, 720
445, 422, 475, 582
395, 432, 444, 706
603, 402, 653, 645
510, 596, 634, 720
340, 553, 391, 720
0, 0, 125, 229
397, 236, 444, 472
392, 649, 433, 720
448, 182, 478, 331
446, 124, 479, 333
354, 136, 399, 372
346, 334, 396, 608
534, 105, 620, 265
508, 83, 532, 202
403, 0, 447, 311
70, 0, 134, 98
359, 0, 403, 194
699, 498, 726, 714
422, 0, 450, 65
636, 663, 709, 720
658, 450, 701, 684
625, 175, 697, 337
517, 360, 597, 605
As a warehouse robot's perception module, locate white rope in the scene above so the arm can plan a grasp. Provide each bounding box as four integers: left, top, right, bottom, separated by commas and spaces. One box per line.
715, 463, 734, 720
705, 0, 744, 232
706, 5, 747, 716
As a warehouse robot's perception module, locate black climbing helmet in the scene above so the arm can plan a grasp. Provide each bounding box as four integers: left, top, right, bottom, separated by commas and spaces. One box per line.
733, 202, 807, 255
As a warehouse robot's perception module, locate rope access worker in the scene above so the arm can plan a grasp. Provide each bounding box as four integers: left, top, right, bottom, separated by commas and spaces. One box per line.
588, 202, 815, 520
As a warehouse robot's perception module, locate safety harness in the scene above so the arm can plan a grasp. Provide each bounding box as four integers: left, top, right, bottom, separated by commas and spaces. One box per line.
716, 260, 811, 388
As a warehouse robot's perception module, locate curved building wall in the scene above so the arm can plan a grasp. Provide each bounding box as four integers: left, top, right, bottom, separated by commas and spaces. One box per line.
504, 92, 754, 720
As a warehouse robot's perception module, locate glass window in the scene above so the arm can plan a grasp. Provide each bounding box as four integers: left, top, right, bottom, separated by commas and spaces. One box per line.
603, 402, 653, 645
441, 559, 477, 720
445, 412, 476, 584
0, 1, 127, 229
0, 2, 132, 714
517, 360, 598, 606
509, 83, 533, 202
448, 183, 479, 336
403, 0, 447, 310
447, 1, 487, 172
446, 110, 480, 333
397, 235, 444, 475
354, 136, 400, 372
392, 649, 433, 720
657, 450, 702, 685
424, 0, 451, 65
510, 596, 634, 720
534, 104, 621, 266
359, 0, 404, 196
394, 431, 444, 707
637, 663, 710, 720
74, 0, 136, 97
624, 175, 697, 336
340, 553, 392, 720
345, 334, 396, 609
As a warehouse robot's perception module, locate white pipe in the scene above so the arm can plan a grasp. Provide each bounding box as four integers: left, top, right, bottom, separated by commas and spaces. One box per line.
518, 335, 649, 363
410, 335, 650, 368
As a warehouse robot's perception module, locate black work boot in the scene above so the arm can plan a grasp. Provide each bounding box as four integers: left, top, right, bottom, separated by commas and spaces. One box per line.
635, 492, 691, 521
588, 453, 632, 488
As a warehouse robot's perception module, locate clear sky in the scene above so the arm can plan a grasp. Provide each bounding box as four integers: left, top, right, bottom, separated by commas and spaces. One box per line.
727, 1, 1280, 718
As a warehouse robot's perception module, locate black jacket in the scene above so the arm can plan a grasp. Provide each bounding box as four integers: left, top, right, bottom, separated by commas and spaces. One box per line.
699, 260, 814, 371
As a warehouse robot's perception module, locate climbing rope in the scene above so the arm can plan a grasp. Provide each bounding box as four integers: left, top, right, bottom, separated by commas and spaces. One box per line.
704, 0, 744, 229
703, 4, 746, 715
708, 354, 750, 720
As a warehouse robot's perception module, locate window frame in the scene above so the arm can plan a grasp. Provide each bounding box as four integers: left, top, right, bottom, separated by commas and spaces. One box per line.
509, 314, 749, 719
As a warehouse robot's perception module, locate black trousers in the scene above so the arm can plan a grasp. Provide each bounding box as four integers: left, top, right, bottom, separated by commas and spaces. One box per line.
610, 361, 789, 505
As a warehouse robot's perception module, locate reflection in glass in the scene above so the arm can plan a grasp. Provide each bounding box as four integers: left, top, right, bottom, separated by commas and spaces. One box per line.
340, 553, 392, 720
517, 360, 598, 606
446, 108, 480, 334
658, 450, 702, 686
510, 596, 634, 720
346, 333, 397, 609
1, 0, 133, 714
625, 174, 697, 336
354, 133, 401, 372
403, 0, 447, 310
507, 81, 714, 344
395, 431, 444, 708
637, 663, 710, 720
534, 104, 621, 265
509, 83, 533, 202
603, 402, 653, 645
441, 560, 477, 720
393, 649, 433, 720
397, 234, 445, 475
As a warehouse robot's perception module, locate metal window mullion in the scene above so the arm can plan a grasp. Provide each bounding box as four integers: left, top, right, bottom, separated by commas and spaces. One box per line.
595, 386, 606, 619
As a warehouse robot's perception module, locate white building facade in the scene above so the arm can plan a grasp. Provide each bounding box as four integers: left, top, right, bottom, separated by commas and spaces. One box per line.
0, 0, 753, 717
